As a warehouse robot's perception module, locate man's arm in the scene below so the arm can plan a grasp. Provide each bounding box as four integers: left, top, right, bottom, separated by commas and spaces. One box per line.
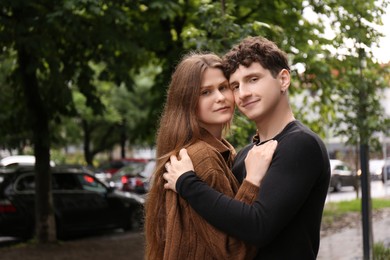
163, 140, 277, 191
164, 133, 326, 245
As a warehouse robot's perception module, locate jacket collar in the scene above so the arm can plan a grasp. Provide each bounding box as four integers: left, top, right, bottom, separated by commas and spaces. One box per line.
200, 128, 234, 162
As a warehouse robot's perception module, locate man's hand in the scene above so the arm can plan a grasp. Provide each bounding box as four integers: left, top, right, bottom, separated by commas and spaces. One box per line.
163, 148, 194, 192
245, 140, 277, 186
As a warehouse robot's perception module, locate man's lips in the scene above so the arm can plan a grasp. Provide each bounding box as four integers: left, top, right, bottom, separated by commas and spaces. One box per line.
241, 99, 260, 108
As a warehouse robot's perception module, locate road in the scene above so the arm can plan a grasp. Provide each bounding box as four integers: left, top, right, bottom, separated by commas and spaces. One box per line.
326, 180, 390, 203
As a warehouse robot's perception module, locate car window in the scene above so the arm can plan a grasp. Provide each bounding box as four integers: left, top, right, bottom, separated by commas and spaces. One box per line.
53, 174, 82, 190
76, 174, 107, 193
15, 174, 35, 191
140, 161, 156, 178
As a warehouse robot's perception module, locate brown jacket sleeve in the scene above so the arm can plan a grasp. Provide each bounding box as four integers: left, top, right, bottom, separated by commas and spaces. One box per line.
184, 146, 259, 260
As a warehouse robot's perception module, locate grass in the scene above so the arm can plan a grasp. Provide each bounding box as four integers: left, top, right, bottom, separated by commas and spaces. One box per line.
322, 198, 390, 259
323, 198, 390, 217
373, 242, 390, 260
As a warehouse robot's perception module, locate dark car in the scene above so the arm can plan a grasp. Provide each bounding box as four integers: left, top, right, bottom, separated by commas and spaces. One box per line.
0, 166, 144, 240
329, 159, 359, 192
108, 160, 155, 194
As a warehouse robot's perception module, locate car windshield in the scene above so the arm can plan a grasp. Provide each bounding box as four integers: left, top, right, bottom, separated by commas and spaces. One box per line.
139, 161, 156, 179
115, 163, 145, 177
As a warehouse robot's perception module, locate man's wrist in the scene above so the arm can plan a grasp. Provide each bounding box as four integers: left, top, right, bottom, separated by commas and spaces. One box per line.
176, 170, 196, 195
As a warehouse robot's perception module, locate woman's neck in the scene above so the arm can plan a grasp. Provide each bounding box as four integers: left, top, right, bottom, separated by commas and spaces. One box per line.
200, 125, 223, 140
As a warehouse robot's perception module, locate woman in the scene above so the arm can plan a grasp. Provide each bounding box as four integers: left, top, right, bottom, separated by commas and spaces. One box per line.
144, 52, 276, 259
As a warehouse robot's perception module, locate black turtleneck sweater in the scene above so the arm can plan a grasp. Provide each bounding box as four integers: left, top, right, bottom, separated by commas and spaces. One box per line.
176, 120, 330, 259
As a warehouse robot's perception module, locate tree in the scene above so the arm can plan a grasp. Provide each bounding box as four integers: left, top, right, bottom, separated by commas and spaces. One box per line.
0, 49, 32, 154
0, 0, 150, 243
1, 0, 388, 245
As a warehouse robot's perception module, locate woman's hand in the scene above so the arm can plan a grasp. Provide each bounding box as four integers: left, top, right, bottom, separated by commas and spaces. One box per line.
245, 140, 278, 186
163, 148, 194, 192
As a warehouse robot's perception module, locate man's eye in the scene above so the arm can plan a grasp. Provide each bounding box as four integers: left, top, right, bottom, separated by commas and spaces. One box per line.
231, 84, 239, 91
249, 77, 258, 83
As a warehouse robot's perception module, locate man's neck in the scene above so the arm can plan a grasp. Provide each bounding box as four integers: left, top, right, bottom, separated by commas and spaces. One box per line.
255, 111, 295, 141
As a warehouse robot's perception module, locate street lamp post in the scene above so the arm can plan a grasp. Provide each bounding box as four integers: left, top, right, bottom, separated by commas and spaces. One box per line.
358, 47, 373, 260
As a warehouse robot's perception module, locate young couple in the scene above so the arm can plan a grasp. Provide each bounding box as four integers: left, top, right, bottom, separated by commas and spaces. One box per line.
145, 36, 330, 260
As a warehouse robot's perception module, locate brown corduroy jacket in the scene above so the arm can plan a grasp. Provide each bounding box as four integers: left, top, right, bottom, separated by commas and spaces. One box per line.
161, 130, 260, 260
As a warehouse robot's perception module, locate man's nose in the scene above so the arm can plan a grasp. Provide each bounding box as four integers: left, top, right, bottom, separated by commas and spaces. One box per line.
237, 84, 251, 99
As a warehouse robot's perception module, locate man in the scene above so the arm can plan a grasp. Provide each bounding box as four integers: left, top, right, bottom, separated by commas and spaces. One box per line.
163, 36, 330, 259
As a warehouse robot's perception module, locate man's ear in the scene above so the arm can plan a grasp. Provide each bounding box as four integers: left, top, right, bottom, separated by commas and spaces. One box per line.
279, 69, 291, 92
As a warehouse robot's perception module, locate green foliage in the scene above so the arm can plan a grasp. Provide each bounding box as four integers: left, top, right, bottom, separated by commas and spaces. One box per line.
0, 0, 389, 155
0, 50, 32, 152
226, 112, 256, 150
374, 242, 390, 259
330, 56, 390, 149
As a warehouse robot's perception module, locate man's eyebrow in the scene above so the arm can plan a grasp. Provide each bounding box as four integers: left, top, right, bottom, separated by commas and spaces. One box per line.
229, 72, 261, 84
243, 72, 262, 79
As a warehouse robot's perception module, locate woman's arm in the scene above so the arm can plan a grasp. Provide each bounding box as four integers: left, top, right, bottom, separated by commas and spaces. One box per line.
169, 148, 259, 259
166, 133, 326, 245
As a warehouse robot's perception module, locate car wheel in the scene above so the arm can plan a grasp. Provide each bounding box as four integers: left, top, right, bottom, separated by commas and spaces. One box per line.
123, 206, 144, 231
334, 180, 342, 192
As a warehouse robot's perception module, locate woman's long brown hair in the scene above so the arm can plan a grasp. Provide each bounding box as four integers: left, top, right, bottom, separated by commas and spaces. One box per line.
144, 52, 224, 259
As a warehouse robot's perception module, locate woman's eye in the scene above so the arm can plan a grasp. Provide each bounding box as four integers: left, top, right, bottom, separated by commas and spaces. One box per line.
201, 90, 210, 96
219, 85, 229, 91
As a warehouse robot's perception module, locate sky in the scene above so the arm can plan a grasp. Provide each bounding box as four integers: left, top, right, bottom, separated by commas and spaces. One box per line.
372, 5, 390, 64
303, 4, 390, 64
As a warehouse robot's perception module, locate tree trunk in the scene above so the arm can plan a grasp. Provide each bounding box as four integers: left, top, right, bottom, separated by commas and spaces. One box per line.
82, 119, 94, 166
17, 47, 56, 243
120, 119, 127, 159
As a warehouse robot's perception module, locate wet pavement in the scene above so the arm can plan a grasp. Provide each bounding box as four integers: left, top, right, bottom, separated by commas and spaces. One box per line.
1, 182, 389, 259
1, 213, 389, 260
318, 208, 390, 259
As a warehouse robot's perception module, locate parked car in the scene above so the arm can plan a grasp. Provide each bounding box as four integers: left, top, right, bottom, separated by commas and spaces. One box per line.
0, 155, 55, 168
329, 159, 358, 192
108, 160, 155, 194
369, 159, 385, 181
57, 164, 112, 184
0, 166, 144, 240
99, 158, 148, 175
382, 159, 390, 183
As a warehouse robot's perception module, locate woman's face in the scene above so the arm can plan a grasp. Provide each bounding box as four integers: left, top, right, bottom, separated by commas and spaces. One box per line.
197, 67, 235, 137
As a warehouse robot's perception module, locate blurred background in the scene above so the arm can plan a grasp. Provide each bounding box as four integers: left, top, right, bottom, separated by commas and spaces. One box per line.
0, 0, 390, 254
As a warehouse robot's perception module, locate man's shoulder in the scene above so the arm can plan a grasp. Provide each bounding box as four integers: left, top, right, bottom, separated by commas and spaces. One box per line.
280, 122, 329, 164
282, 121, 325, 145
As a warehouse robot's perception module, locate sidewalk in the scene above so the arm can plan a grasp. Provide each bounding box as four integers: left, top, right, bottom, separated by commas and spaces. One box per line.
317, 210, 390, 259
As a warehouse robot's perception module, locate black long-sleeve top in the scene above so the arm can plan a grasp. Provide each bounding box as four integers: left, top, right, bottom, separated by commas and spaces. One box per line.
176, 121, 330, 259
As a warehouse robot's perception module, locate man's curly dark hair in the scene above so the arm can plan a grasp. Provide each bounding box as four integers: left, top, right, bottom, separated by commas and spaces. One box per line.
222, 36, 290, 79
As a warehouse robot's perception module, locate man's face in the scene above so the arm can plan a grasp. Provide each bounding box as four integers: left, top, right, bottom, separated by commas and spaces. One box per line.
229, 62, 287, 122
